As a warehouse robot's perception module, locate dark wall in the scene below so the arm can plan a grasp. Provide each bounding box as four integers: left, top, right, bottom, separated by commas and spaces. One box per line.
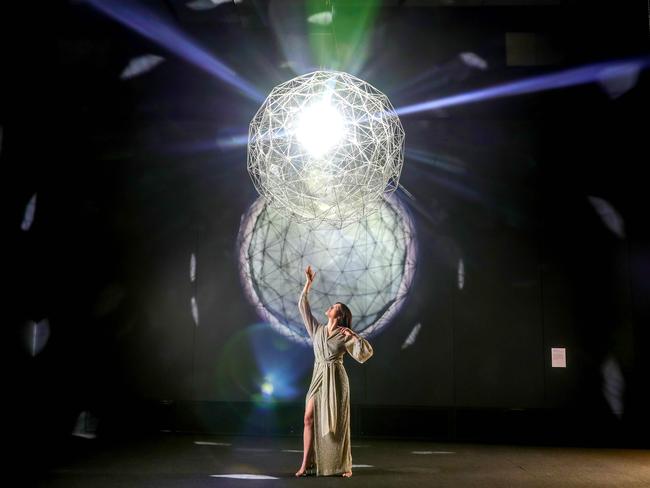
3, 0, 649, 447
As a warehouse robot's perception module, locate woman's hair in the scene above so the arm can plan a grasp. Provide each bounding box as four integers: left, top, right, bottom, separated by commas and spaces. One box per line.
335, 302, 352, 328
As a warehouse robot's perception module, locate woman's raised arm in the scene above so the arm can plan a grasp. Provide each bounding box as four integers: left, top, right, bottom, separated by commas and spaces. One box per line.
298, 265, 319, 340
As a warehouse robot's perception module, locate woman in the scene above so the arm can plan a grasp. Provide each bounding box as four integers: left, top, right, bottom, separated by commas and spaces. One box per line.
295, 265, 374, 477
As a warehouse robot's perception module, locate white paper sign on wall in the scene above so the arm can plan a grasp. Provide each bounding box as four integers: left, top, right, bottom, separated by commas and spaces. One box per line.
551, 348, 566, 368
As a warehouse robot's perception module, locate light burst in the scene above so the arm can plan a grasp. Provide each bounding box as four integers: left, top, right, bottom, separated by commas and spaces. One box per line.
247, 70, 405, 227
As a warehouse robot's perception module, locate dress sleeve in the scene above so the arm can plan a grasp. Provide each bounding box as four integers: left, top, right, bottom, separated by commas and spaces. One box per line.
345, 334, 374, 363
298, 289, 320, 340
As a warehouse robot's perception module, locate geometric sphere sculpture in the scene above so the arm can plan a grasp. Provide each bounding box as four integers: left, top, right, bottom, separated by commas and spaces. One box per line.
237, 194, 417, 346
247, 70, 405, 228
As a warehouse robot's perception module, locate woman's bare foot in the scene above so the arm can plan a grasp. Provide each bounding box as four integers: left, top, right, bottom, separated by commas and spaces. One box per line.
295, 466, 307, 477
342, 470, 352, 477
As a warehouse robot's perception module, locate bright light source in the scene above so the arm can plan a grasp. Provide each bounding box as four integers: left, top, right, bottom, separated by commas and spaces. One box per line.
247, 70, 405, 227
295, 100, 345, 158
261, 381, 274, 396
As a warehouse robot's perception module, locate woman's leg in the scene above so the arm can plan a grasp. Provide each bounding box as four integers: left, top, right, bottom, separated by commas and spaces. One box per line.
341, 374, 352, 477
295, 396, 315, 476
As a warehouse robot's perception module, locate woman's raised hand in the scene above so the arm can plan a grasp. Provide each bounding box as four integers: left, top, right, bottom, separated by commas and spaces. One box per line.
305, 265, 316, 287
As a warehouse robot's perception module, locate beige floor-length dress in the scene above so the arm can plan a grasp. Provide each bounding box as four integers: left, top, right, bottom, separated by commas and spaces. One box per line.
299, 289, 374, 476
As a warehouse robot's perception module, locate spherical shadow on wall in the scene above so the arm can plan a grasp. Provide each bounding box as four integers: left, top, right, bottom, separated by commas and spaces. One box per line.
237, 194, 417, 345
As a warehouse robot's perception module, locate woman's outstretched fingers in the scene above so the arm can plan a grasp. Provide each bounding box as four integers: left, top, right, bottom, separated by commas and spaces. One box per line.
341, 327, 356, 338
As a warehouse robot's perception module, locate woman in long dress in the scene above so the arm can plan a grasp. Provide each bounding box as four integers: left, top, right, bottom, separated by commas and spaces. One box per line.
295, 265, 374, 477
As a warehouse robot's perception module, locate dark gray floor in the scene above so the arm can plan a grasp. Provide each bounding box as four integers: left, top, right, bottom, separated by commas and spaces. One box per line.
35, 434, 650, 487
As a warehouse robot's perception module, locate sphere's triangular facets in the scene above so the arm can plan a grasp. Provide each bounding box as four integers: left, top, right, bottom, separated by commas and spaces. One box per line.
237, 195, 417, 344
247, 70, 405, 228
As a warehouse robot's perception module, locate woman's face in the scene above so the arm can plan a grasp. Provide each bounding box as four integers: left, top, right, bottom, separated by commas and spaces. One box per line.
326, 303, 342, 321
